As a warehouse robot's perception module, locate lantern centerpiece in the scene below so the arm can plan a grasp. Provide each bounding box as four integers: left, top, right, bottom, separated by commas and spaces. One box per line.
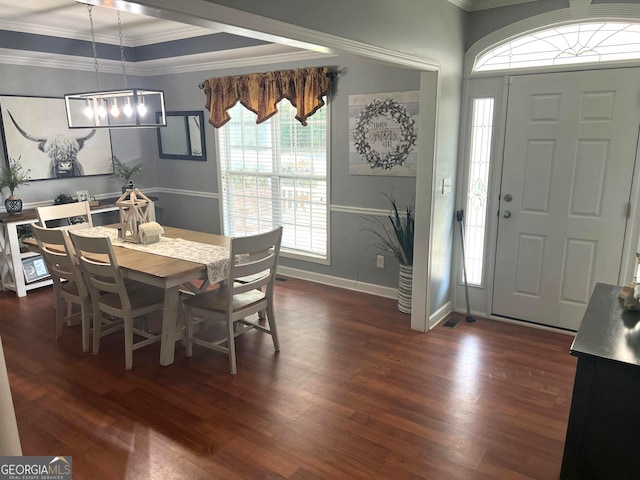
116, 188, 153, 243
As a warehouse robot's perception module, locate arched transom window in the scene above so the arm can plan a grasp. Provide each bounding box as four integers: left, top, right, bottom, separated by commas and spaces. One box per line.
475, 22, 640, 72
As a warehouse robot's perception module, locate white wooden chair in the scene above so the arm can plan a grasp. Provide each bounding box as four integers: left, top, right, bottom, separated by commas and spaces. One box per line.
182, 226, 283, 374
68, 231, 164, 370
31, 223, 92, 352
37, 201, 93, 230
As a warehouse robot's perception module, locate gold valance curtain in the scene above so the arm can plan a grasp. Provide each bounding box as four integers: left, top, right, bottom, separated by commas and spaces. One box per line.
201, 66, 333, 128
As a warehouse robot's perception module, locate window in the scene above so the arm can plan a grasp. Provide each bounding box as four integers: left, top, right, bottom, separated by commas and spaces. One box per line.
217, 100, 328, 261
464, 97, 494, 286
475, 22, 640, 72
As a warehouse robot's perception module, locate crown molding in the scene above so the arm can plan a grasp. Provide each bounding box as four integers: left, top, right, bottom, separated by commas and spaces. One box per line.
129, 45, 335, 76
447, 0, 474, 11
446, 0, 544, 11
0, 19, 215, 47
0, 44, 334, 76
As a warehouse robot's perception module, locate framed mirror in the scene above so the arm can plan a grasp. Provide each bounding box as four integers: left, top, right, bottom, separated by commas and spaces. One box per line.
156, 110, 206, 161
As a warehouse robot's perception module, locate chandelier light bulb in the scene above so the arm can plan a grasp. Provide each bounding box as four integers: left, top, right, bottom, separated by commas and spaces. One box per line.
83, 99, 94, 119
123, 98, 133, 117
96, 100, 107, 118
110, 98, 120, 118
137, 96, 147, 116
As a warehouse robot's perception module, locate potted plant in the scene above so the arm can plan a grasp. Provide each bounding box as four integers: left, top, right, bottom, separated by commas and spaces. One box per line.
0, 156, 30, 215
112, 156, 144, 192
362, 193, 415, 314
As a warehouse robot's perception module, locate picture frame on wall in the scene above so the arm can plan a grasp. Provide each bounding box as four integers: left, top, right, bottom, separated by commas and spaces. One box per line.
349, 90, 420, 177
0, 95, 114, 181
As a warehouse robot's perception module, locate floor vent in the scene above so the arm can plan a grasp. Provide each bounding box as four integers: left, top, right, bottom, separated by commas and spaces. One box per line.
442, 317, 462, 328
276, 276, 288, 282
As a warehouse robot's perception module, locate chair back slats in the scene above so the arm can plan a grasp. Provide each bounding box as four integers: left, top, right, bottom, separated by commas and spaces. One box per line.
182, 226, 283, 374
31, 223, 87, 296
68, 231, 163, 370
37, 201, 93, 230
31, 223, 92, 352
229, 228, 282, 303
68, 233, 131, 310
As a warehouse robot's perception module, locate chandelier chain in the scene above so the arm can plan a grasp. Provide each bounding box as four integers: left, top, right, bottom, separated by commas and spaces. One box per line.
88, 5, 100, 89
117, 10, 128, 88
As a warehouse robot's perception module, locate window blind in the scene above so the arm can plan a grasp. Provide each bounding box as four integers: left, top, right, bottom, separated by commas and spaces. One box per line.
217, 100, 328, 258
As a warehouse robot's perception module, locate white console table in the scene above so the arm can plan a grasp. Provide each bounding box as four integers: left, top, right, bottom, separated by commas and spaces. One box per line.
0, 200, 122, 297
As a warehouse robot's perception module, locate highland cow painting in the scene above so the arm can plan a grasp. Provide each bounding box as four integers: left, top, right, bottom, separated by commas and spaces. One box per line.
0, 95, 113, 181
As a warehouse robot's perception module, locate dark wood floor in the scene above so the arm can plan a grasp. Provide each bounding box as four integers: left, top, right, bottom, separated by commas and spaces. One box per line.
0, 277, 577, 479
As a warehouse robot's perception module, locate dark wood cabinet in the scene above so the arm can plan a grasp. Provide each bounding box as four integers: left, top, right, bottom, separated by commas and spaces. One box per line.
561, 283, 640, 479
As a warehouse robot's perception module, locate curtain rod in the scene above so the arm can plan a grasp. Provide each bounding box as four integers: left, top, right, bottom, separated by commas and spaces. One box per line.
197, 67, 344, 90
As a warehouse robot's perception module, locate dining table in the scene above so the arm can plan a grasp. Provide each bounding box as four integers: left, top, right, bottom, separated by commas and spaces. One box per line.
26, 225, 231, 366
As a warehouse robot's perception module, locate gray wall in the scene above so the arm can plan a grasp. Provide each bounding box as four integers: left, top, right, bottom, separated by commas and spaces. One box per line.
183, 0, 467, 316
0, 64, 156, 204
152, 56, 420, 289
2, 0, 467, 319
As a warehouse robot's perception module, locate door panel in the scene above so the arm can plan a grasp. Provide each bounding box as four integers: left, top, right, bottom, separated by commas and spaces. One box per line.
492, 69, 640, 330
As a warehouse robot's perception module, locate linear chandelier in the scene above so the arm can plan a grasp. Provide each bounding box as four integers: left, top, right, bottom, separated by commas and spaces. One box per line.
64, 5, 166, 129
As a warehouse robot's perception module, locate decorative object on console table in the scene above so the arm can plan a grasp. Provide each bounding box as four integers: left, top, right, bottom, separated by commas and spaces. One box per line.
116, 188, 153, 243
0, 156, 30, 215
617, 252, 640, 310
361, 192, 415, 314
53, 193, 74, 205
111, 156, 144, 193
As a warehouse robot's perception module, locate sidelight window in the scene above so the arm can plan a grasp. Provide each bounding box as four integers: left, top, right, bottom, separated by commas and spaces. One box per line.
464, 97, 494, 286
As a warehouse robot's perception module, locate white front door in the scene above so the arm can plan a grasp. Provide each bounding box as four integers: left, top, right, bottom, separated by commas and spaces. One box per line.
492, 69, 640, 330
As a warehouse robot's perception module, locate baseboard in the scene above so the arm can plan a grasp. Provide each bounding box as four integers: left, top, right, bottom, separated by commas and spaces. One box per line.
276, 265, 397, 299
451, 308, 577, 336
429, 301, 452, 330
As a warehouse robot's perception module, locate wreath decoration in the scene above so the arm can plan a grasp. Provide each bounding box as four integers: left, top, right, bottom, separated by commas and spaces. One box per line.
353, 98, 417, 170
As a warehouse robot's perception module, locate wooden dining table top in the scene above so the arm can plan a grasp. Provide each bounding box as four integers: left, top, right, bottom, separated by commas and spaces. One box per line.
25, 225, 231, 281
111, 226, 230, 281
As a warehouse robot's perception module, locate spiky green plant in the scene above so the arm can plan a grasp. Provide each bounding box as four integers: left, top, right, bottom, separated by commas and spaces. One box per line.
0, 156, 30, 197
111, 156, 144, 181
362, 193, 414, 266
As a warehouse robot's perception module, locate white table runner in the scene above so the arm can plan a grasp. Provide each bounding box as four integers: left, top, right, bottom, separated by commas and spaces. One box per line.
75, 226, 230, 285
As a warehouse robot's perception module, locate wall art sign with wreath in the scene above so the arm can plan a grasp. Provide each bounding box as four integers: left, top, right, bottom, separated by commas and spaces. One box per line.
349, 91, 419, 176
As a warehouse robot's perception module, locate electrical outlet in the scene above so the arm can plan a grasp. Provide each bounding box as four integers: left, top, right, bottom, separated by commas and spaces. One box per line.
376, 255, 385, 268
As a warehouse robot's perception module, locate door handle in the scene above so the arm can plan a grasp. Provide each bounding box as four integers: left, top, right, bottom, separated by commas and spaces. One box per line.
503, 210, 511, 218
503, 193, 513, 202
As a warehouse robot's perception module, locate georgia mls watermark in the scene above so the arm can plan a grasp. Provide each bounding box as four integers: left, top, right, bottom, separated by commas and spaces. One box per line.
0, 456, 72, 480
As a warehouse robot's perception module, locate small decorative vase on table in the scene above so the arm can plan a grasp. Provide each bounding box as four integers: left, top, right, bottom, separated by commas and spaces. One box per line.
122, 179, 135, 193
0, 156, 30, 216
619, 253, 640, 311
4, 195, 23, 215
112, 156, 144, 194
